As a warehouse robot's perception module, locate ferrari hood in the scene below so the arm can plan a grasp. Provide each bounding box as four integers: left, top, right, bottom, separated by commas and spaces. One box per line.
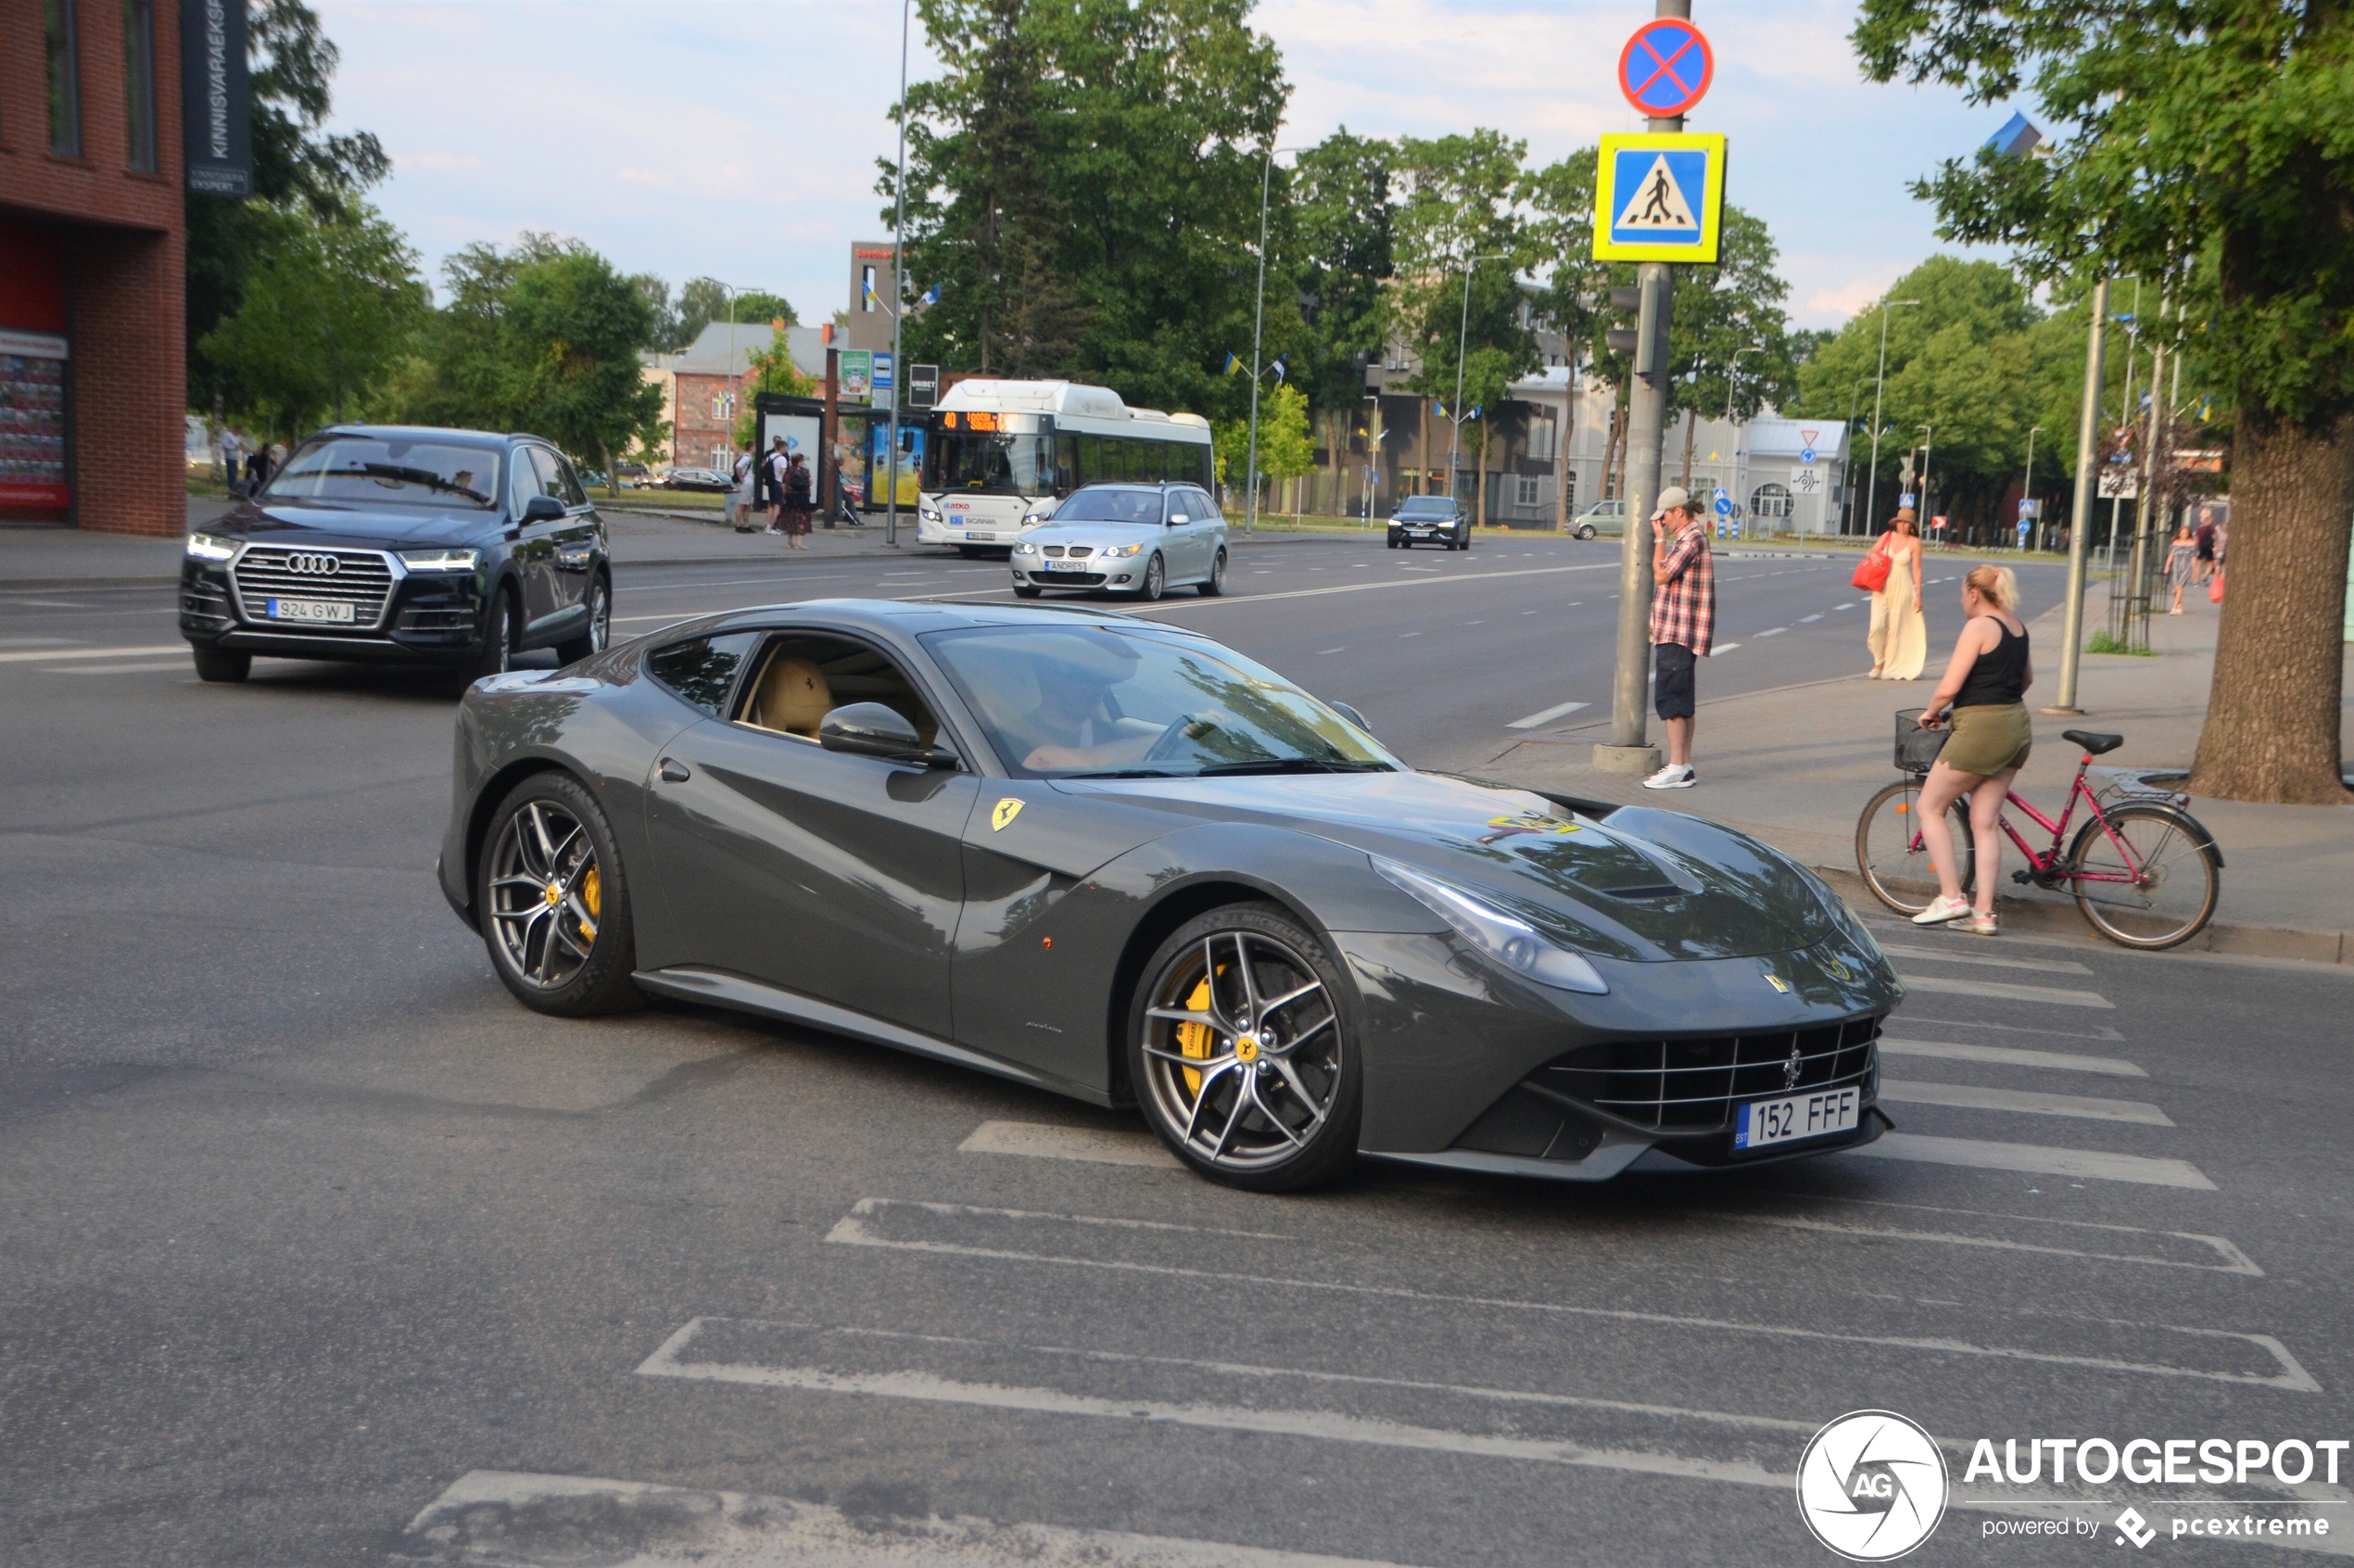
1057, 769, 1834, 961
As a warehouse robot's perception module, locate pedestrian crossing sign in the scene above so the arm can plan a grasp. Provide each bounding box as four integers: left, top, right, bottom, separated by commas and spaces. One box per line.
1592, 133, 1727, 263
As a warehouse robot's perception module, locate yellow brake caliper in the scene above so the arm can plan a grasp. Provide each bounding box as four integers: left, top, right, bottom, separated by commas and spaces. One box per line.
579, 865, 601, 942
1174, 975, 1215, 1097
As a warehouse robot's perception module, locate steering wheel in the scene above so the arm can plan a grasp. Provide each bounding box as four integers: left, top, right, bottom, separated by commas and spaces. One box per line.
1143, 714, 1215, 764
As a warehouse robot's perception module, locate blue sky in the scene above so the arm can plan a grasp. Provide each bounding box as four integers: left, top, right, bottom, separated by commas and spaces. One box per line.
314, 0, 2006, 331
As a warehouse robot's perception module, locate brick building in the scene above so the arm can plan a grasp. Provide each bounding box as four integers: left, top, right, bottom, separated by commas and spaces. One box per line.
1, 0, 189, 535
640, 322, 827, 469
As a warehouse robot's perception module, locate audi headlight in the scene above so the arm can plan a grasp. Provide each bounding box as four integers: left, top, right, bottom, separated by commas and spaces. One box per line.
185, 532, 237, 562
1372, 857, 1609, 994
398, 548, 480, 572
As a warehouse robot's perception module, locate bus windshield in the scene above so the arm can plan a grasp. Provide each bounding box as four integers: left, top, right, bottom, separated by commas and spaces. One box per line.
928, 432, 1054, 497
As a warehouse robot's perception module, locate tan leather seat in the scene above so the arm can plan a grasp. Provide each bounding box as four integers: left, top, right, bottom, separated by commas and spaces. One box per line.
751, 655, 833, 737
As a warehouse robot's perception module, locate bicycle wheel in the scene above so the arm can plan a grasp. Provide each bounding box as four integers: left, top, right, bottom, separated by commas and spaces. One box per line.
2068, 803, 2221, 949
1855, 778, 1976, 916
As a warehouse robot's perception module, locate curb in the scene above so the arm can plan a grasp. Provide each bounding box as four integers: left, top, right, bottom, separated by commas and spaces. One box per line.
2, 574, 183, 590
1811, 864, 2351, 967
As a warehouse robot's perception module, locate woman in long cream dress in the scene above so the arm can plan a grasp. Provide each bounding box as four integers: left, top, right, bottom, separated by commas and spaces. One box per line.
1868, 511, 1928, 680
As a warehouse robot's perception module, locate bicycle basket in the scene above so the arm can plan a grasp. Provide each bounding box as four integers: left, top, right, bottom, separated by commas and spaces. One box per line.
1893, 708, 1948, 774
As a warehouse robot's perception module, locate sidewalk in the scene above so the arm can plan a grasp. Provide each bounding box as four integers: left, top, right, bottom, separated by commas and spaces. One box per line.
1475, 591, 2354, 964
0, 500, 1373, 590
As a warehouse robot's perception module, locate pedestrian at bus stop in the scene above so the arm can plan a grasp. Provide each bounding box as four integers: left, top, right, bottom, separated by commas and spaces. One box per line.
781, 453, 816, 549
1909, 564, 2034, 937
761, 438, 791, 537
1642, 486, 1715, 790
729, 444, 756, 533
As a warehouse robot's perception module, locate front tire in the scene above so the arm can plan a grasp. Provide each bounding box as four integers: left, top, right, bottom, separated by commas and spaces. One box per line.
1196, 548, 1227, 597
2068, 803, 2221, 949
192, 646, 250, 683
461, 587, 517, 685
555, 575, 610, 665
1576, 525, 1597, 540
1855, 778, 1977, 916
1138, 552, 1166, 601
478, 772, 643, 1016
1129, 903, 1361, 1192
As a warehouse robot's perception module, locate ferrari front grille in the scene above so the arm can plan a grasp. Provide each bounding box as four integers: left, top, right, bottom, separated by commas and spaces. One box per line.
1534, 1018, 1881, 1132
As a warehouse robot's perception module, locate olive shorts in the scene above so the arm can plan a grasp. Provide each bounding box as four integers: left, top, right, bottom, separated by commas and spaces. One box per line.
1941, 702, 2033, 777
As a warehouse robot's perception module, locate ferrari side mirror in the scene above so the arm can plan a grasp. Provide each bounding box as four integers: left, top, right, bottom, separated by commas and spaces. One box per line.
818, 702, 956, 767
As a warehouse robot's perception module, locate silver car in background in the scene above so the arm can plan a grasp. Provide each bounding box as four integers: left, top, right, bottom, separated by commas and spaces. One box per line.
1010, 482, 1230, 601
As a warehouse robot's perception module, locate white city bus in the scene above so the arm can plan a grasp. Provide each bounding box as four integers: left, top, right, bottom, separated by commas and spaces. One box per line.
916, 380, 1215, 554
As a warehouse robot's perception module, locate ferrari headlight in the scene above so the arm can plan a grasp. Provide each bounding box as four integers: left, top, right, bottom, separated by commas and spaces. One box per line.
1101, 542, 1143, 559
398, 548, 480, 572
1372, 857, 1609, 994
185, 532, 237, 561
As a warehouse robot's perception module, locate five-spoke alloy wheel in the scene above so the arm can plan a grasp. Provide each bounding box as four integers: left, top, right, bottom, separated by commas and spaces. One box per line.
478, 772, 642, 1015
1129, 903, 1360, 1190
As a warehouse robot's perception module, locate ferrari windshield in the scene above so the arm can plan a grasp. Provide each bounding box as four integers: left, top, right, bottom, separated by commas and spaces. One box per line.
1051, 487, 1164, 525
920, 625, 1398, 778
261, 436, 503, 508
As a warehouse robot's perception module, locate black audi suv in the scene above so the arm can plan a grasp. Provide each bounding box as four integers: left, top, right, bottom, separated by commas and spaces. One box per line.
179, 425, 613, 684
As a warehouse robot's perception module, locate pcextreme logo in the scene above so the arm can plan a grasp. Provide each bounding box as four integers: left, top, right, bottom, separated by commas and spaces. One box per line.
1797, 1410, 1951, 1561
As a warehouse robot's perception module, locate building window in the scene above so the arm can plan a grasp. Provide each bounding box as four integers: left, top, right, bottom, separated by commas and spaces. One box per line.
123, 0, 158, 171
1514, 474, 1541, 508
46, 0, 82, 157
1750, 482, 1793, 521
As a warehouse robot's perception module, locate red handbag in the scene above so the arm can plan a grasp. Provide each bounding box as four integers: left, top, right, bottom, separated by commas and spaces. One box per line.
2208, 570, 2225, 603
1852, 539, 1892, 593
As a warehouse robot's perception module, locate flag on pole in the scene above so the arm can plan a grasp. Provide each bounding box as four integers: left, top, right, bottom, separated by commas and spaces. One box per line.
1222, 352, 1243, 375
1271, 354, 1289, 384
1434, 399, 1449, 419
917, 284, 941, 308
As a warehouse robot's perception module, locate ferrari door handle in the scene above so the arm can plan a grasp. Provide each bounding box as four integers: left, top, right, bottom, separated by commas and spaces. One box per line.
658, 758, 690, 783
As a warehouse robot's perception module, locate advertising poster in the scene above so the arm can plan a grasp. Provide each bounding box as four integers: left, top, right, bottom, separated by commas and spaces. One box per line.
839, 350, 872, 403
868, 421, 923, 507
0, 332, 70, 510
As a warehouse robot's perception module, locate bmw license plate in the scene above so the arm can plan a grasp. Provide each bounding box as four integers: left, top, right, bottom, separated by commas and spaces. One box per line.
266, 598, 355, 624
1047, 559, 1089, 573
1734, 1087, 1860, 1151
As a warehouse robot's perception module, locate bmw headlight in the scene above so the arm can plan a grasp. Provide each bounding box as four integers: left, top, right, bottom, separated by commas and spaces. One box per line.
1022, 510, 1050, 525
1014, 540, 1040, 556
1101, 542, 1143, 559
1372, 857, 1609, 994
398, 548, 480, 572
185, 532, 237, 562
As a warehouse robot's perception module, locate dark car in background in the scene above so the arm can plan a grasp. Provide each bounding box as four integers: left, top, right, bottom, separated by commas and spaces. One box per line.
660, 467, 734, 493
1387, 495, 1470, 550
179, 425, 612, 685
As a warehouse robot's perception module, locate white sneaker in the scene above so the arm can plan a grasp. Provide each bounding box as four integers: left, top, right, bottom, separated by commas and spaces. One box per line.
1642, 764, 1697, 790
1911, 893, 1972, 925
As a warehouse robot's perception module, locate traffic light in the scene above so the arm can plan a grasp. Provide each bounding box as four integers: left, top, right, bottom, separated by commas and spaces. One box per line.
1603, 285, 1641, 356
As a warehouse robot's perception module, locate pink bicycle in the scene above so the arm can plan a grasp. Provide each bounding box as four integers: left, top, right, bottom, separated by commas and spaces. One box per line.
1855, 718, 2221, 950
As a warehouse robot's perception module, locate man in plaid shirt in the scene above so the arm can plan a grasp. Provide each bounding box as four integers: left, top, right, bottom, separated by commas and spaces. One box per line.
1643, 486, 1715, 789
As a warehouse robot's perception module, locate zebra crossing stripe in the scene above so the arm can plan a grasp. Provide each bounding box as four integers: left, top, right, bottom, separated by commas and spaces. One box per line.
1854, 1132, 2214, 1189
1898, 974, 2115, 1009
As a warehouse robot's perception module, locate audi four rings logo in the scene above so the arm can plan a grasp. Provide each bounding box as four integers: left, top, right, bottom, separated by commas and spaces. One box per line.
1797, 1410, 1950, 1560
285, 553, 343, 575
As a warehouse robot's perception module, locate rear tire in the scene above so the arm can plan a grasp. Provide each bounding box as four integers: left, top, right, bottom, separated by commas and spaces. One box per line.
2068, 803, 2221, 949
191, 646, 250, 683
1196, 548, 1227, 597
1128, 902, 1361, 1192
1855, 778, 1976, 916
477, 771, 643, 1017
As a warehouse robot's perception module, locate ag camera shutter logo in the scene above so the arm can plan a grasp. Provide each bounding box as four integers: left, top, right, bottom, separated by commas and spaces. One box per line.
1797, 1410, 1950, 1561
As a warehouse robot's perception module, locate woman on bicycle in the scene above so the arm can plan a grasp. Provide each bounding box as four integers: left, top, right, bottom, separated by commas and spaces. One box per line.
1911, 564, 2033, 935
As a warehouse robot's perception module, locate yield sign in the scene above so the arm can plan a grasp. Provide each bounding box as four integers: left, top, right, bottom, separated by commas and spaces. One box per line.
1618, 19, 1715, 119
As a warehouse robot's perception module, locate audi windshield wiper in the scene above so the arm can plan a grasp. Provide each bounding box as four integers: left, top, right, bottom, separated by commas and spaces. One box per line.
348, 463, 492, 503
1194, 758, 1395, 776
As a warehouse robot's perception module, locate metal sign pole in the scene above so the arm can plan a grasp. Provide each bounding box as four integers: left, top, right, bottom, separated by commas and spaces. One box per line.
2051, 274, 2107, 714
1600, 0, 1690, 773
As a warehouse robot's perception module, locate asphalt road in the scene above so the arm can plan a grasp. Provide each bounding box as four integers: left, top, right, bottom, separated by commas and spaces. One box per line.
4, 535, 2345, 1568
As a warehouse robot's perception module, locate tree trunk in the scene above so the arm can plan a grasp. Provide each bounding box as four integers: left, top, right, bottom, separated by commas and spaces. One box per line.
2187, 406, 2354, 803
1679, 408, 1698, 489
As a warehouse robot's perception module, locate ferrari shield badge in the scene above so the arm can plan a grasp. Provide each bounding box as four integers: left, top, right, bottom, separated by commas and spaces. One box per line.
991, 798, 1025, 831
1765, 973, 1791, 993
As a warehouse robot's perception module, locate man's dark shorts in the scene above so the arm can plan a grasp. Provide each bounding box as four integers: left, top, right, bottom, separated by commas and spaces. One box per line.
1653, 641, 1697, 720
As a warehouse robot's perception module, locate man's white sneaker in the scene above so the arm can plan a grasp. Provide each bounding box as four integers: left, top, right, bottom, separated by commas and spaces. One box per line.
1642, 764, 1697, 790
1911, 893, 1973, 925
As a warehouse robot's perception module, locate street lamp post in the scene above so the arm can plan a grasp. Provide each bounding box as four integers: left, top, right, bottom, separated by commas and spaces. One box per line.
882, 0, 914, 549
1861, 298, 1921, 536
1449, 251, 1512, 507
2021, 424, 2044, 549
1917, 424, 1933, 538
1244, 145, 1310, 534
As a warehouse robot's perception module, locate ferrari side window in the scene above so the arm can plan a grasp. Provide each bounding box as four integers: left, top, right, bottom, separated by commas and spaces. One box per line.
736, 632, 944, 747
646, 632, 760, 716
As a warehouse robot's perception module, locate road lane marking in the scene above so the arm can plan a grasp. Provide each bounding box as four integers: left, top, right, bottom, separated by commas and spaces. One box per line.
1756, 626, 1787, 638
404, 1470, 1427, 1567
1854, 1132, 2215, 1190
961, 1119, 1181, 1169
1695, 1206, 2259, 1275
1800, 613, 1823, 623
0, 636, 74, 646
1879, 1079, 2174, 1125
1875, 943, 2094, 975
1835, 601, 1855, 609
1507, 700, 1590, 729
44, 660, 193, 675
1316, 646, 1344, 654
0, 642, 184, 663
827, 1199, 2303, 1386
1896, 973, 2114, 1008
1879, 1038, 2144, 1075
1709, 641, 1740, 653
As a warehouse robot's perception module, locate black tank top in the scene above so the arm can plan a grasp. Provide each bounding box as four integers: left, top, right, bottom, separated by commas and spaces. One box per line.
1955, 617, 2029, 709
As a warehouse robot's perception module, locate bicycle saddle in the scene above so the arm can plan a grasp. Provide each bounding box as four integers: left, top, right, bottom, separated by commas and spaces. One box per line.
2062, 729, 2124, 754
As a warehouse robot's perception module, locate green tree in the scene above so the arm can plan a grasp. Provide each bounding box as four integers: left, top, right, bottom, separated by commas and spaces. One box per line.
1291, 130, 1396, 495
1215, 381, 1312, 504
198, 203, 427, 436
186, 0, 388, 414
1854, 0, 2354, 801
732, 335, 823, 449
1663, 206, 1797, 487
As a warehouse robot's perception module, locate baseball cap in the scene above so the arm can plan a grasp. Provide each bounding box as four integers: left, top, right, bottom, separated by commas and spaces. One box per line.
1651, 486, 1692, 520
